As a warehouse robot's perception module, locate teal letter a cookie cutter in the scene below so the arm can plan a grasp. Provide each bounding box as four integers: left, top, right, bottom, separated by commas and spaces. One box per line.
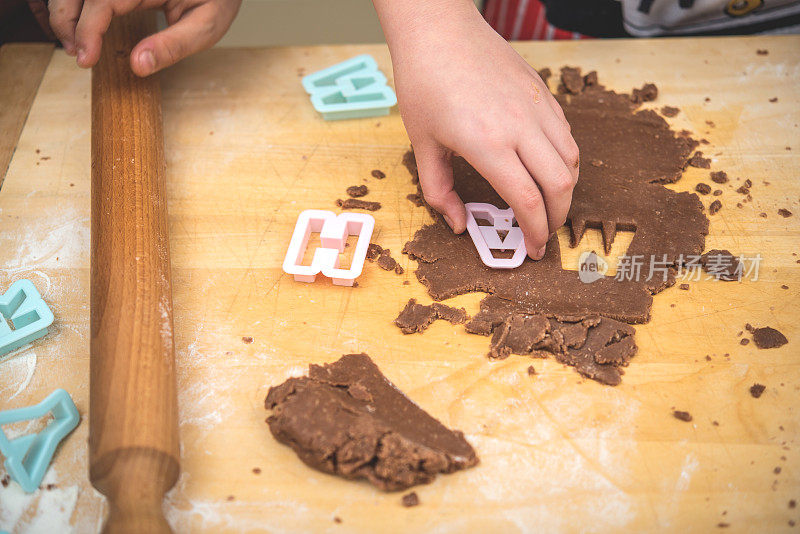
0, 279, 54, 357
0, 389, 80, 493
302, 54, 397, 120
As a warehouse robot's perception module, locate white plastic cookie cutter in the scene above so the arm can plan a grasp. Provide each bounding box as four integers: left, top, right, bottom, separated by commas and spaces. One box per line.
283, 210, 375, 286
464, 203, 527, 269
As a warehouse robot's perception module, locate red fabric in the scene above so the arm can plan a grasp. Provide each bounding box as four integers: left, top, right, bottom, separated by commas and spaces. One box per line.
483, 0, 591, 40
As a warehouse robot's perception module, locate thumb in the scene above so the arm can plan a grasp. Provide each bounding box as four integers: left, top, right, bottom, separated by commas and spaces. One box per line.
415, 144, 466, 233
129, 4, 229, 77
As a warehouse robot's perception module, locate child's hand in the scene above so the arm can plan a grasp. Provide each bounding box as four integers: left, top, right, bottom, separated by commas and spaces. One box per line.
373, 0, 578, 260
49, 0, 241, 76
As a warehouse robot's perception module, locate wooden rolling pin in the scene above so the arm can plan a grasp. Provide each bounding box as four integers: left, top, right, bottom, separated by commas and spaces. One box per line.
89, 11, 180, 533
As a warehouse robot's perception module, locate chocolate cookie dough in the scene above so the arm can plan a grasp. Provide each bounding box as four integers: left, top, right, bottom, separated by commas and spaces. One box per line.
366, 243, 383, 261
406, 193, 424, 207
399, 68, 712, 385
695, 183, 712, 195
337, 198, 381, 211
347, 185, 368, 198
394, 299, 468, 334
559, 66, 585, 95
752, 327, 788, 349
688, 152, 711, 168
483, 313, 636, 386
376, 249, 399, 271
710, 171, 728, 184
630, 82, 658, 103
661, 106, 680, 118
265, 354, 479, 491
402, 492, 420, 507
701, 250, 741, 281
672, 410, 692, 422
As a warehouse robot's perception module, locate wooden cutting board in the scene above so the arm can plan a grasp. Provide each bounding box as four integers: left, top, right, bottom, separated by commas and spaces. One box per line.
1, 35, 798, 532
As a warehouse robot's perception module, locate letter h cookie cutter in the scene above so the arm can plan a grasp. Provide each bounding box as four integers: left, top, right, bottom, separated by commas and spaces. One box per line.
283, 210, 375, 286
464, 203, 527, 269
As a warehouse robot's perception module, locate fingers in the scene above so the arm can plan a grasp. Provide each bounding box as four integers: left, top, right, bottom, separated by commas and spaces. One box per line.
467, 150, 550, 259
74, 0, 113, 67
546, 91, 569, 126
416, 144, 467, 233
130, 3, 231, 76
536, 105, 580, 183
517, 130, 576, 236
49, 0, 84, 55
71, 0, 239, 74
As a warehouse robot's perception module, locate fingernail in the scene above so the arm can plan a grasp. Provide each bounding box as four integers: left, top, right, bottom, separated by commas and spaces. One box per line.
443, 215, 455, 229
77, 48, 85, 64
535, 245, 546, 260
139, 49, 156, 74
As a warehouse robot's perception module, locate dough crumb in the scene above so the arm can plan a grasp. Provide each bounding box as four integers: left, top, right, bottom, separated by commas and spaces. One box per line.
679, 283, 690, 290
710, 171, 728, 184
401, 492, 420, 507
346, 185, 368, 198
752, 326, 788, 349
749, 383, 766, 398
337, 198, 381, 211
701, 249, 741, 281
527, 365, 536, 376
708, 200, 722, 215
366, 243, 382, 261
688, 151, 710, 168
377, 249, 398, 271
661, 105, 680, 118
756, 49, 769, 55
242, 336, 254, 344
672, 410, 693, 422
371, 169, 386, 179
778, 208, 792, 217
695, 183, 711, 195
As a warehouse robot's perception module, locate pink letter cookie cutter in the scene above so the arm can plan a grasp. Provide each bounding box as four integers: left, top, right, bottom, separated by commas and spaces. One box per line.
464, 202, 526, 269
283, 210, 375, 286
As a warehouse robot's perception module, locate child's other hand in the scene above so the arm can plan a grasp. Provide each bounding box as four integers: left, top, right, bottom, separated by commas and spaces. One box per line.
49, 0, 241, 76
374, 0, 578, 260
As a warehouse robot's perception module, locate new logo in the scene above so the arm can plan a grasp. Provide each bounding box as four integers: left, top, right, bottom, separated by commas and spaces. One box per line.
577, 251, 609, 284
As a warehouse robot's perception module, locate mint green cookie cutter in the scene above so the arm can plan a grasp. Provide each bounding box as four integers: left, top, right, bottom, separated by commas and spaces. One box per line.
0, 279, 54, 357
0, 389, 80, 493
302, 55, 397, 120
302, 54, 379, 94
